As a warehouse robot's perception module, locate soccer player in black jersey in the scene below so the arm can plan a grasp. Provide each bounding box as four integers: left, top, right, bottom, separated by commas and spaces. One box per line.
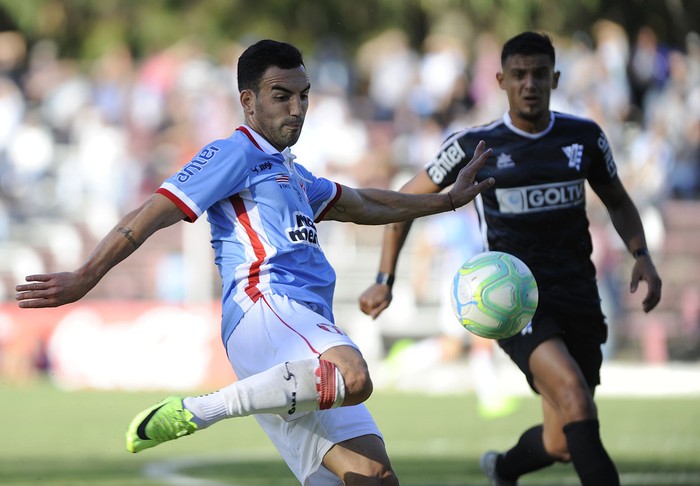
360, 32, 662, 486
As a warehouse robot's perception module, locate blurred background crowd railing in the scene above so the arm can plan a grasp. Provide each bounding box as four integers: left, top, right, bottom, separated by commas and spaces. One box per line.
0, 0, 699, 387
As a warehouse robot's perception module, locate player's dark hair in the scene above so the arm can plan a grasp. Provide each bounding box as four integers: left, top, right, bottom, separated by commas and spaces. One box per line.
501, 32, 555, 66
237, 39, 305, 93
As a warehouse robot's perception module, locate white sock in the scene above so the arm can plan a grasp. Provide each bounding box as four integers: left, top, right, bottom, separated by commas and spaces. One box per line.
183, 358, 345, 428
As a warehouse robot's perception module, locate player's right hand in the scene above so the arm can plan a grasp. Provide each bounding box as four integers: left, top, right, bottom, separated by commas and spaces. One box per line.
15, 272, 91, 308
359, 283, 393, 319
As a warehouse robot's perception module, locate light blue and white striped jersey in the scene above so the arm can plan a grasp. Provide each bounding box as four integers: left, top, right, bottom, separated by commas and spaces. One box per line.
156, 126, 342, 344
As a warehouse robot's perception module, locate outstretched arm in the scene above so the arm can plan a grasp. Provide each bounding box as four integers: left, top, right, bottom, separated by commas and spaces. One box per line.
327, 141, 493, 225
356, 141, 491, 319
358, 170, 441, 319
591, 177, 662, 313
15, 193, 186, 308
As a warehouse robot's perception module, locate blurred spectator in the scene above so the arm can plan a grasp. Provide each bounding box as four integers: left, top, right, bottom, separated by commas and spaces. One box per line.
2, 23, 700, 381
356, 29, 419, 121
627, 26, 670, 121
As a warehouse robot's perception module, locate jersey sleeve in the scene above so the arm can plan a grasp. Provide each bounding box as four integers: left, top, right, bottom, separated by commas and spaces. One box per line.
586, 125, 619, 184
424, 132, 478, 189
294, 163, 341, 222
156, 140, 247, 222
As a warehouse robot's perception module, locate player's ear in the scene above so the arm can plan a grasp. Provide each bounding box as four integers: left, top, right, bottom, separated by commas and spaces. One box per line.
552, 70, 561, 90
240, 89, 255, 116
496, 71, 505, 89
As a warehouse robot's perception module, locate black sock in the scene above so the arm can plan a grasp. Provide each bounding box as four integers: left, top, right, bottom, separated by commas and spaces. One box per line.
563, 418, 620, 486
497, 425, 556, 481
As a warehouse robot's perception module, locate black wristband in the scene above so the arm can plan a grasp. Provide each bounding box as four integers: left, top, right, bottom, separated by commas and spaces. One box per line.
632, 248, 649, 259
447, 192, 456, 211
376, 272, 395, 287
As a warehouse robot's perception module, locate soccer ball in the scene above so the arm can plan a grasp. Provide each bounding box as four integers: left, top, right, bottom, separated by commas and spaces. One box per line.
450, 251, 538, 339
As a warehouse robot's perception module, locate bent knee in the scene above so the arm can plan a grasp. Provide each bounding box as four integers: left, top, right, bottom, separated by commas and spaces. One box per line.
343, 368, 373, 403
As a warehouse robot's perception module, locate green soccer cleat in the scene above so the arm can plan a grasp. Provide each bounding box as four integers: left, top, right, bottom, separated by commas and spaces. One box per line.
126, 396, 198, 453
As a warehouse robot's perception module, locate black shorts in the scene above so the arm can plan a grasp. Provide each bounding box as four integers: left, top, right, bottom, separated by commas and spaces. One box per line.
497, 305, 608, 393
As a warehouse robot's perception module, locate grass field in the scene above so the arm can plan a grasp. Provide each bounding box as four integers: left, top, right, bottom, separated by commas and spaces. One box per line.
2, 378, 700, 485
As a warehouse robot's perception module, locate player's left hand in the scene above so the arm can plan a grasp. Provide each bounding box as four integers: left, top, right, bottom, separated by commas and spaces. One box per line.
447, 140, 495, 207
630, 256, 662, 313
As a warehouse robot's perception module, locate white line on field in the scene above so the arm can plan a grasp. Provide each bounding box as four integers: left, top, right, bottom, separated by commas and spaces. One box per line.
143, 451, 280, 486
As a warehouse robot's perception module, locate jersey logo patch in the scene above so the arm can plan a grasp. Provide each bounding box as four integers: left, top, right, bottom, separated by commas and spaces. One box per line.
426, 140, 467, 185
176, 146, 220, 183
496, 152, 515, 169
286, 212, 320, 247
252, 161, 273, 174
495, 179, 585, 213
562, 144, 583, 171
276, 173, 291, 186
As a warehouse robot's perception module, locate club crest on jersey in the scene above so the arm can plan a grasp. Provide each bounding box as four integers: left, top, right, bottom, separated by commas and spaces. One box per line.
562, 144, 583, 171
496, 152, 515, 169
287, 212, 320, 247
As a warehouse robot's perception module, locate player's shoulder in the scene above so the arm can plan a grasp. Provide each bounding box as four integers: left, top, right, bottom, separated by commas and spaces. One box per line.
552, 111, 602, 132
210, 131, 272, 163
448, 117, 506, 143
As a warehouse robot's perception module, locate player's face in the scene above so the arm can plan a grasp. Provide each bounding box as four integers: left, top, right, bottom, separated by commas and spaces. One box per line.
241, 65, 310, 151
497, 54, 560, 133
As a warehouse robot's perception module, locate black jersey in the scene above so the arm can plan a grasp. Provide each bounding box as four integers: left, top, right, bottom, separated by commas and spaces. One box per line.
426, 112, 618, 315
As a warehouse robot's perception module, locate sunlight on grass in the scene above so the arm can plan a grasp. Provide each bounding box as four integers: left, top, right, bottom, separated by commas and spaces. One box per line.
2, 379, 699, 485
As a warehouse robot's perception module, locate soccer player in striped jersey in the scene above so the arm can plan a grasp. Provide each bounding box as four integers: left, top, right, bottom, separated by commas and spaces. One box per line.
360, 32, 662, 486
15, 39, 494, 485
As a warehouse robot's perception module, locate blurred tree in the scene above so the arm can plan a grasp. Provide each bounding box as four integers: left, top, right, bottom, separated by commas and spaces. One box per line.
0, 0, 697, 60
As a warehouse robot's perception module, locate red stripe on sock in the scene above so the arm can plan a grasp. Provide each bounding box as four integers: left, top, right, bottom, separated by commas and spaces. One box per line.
317, 360, 336, 410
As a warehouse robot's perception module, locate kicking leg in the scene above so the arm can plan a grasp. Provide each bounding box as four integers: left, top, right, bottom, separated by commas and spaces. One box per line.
126, 346, 369, 453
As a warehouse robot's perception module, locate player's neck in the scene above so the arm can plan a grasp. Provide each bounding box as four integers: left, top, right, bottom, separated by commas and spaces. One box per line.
509, 111, 552, 134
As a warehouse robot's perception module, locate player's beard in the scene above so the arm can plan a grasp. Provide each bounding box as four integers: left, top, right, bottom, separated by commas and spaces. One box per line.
254, 112, 304, 150
516, 105, 548, 125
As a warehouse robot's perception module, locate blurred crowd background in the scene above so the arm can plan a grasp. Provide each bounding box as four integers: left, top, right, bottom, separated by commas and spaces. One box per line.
0, 0, 699, 386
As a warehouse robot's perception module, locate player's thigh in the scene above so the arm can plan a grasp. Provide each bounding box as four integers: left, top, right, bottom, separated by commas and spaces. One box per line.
255, 404, 385, 485
323, 434, 396, 485
530, 338, 596, 420
228, 294, 358, 378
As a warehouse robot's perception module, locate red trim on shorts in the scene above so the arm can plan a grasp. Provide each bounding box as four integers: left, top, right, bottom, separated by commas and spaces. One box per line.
261, 295, 321, 354
230, 194, 264, 302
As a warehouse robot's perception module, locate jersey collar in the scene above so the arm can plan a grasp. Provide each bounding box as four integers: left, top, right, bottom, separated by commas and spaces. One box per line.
502, 111, 555, 139
236, 125, 297, 168
236, 125, 287, 155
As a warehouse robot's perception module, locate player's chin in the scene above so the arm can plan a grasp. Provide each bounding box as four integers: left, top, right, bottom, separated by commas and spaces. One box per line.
518, 106, 546, 121
282, 127, 302, 146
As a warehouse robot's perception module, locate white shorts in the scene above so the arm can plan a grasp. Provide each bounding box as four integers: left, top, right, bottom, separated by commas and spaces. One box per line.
225, 293, 383, 485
